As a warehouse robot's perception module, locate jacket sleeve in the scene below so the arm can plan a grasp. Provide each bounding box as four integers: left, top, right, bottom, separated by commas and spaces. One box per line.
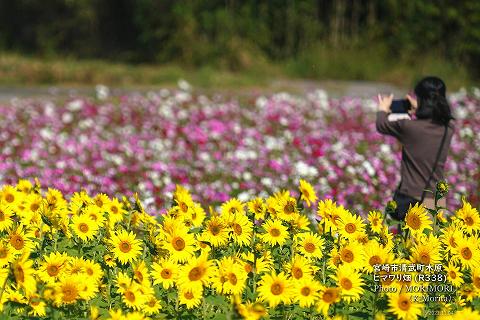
376, 111, 405, 142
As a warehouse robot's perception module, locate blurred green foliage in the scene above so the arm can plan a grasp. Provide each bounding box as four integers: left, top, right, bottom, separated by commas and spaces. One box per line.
0, 0, 479, 81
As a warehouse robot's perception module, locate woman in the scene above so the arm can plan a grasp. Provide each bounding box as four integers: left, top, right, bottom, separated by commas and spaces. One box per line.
376, 76, 455, 220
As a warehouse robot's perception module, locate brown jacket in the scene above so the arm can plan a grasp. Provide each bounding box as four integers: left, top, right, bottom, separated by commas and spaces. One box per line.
376, 111, 454, 201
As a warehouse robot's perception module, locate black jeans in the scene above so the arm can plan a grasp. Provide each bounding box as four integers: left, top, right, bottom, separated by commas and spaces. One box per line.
392, 191, 420, 221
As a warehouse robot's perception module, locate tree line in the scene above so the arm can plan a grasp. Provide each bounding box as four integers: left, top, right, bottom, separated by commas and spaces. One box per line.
1, 0, 479, 77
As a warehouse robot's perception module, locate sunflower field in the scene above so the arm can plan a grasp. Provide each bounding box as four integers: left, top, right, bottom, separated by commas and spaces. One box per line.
0, 178, 479, 320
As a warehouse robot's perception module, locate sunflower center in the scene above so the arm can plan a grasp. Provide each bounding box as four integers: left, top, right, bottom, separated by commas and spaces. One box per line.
341, 249, 354, 263
111, 206, 119, 214
229, 273, 238, 285
210, 224, 221, 235
406, 214, 421, 230
461, 247, 472, 260
180, 202, 188, 213
188, 267, 204, 281
0, 248, 7, 258
135, 271, 144, 282
465, 216, 474, 226
86, 268, 93, 276
184, 291, 194, 299
0, 211, 4, 221
270, 282, 284, 295
119, 241, 131, 253
161, 269, 172, 279
124, 290, 135, 302
301, 189, 310, 199
473, 276, 480, 288
341, 278, 353, 290
5, 194, 14, 203
449, 237, 457, 248
345, 223, 356, 233
449, 271, 457, 279
62, 284, 78, 303
95, 199, 103, 207
398, 296, 411, 311
10, 234, 24, 250
304, 242, 315, 253
270, 228, 281, 237
322, 289, 337, 303
369, 256, 381, 266
292, 267, 303, 279
233, 223, 243, 235
79, 223, 89, 233
419, 252, 430, 264
244, 263, 253, 273
90, 214, 97, 221
284, 203, 295, 215
47, 265, 60, 276
172, 237, 186, 251
29, 203, 39, 212
148, 299, 156, 307
301, 287, 311, 296
14, 265, 25, 282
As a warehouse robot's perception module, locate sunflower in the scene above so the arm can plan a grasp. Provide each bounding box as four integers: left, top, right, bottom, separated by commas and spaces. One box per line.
202, 216, 230, 247
121, 283, 147, 311
337, 210, 366, 241
363, 240, 393, 273
236, 300, 267, 320
143, 295, 162, 315
367, 210, 384, 233
16, 179, 33, 194
54, 275, 83, 306
83, 258, 104, 282
411, 235, 442, 266
77, 275, 99, 301
456, 199, 480, 234
28, 294, 47, 317
9, 224, 35, 255
275, 195, 299, 221
109, 230, 143, 265
290, 214, 311, 232
230, 213, 253, 247
260, 219, 289, 246
297, 232, 325, 260
299, 179, 318, 208
247, 197, 266, 221
257, 272, 293, 307
38, 251, 69, 284
445, 262, 464, 287
331, 264, 364, 303
440, 224, 463, 254
388, 292, 423, 320
221, 198, 245, 222
316, 286, 340, 316
0, 203, 15, 232
213, 257, 247, 295
71, 214, 99, 242
177, 254, 215, 291
0, 241, 14, 267
450, 308, 480, 320
163, 228, 196, 263
338, 241, 366, 271
178, 285, 203, 309
92, 193, 110, 210
285, 255, 313, 282
452, 236, 480, 270
240, 252, 274, 275
107, 197, 126, 224
152, 258, 178, 289
83, 205, 106, 226
404, 203, 432, 235
294, 278, 320, 308
190, 203, 206, 227
317, 199, 341, 232
1, 185, 21, 209
132, 261, 150, 286
174, 187, 194, 217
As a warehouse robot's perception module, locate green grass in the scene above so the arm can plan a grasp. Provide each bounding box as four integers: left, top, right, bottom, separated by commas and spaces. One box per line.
0, 51, 475, 91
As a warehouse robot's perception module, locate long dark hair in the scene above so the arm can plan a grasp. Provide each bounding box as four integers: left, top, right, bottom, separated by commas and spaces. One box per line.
414, 76, 454, 125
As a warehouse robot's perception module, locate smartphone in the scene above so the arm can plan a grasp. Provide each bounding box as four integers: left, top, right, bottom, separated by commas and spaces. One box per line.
391, 99, 412, 113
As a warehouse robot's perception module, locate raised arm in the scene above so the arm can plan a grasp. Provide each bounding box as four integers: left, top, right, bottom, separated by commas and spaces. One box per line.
376, 111, 404, 140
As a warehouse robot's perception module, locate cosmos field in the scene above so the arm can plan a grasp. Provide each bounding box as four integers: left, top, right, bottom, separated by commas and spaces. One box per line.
0, 87, 479, 319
